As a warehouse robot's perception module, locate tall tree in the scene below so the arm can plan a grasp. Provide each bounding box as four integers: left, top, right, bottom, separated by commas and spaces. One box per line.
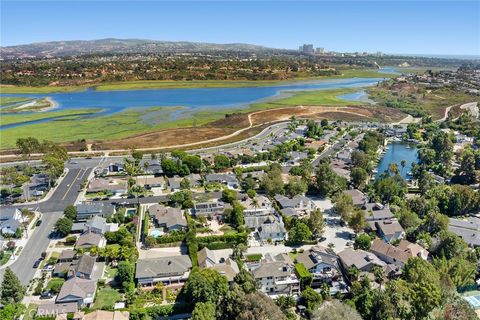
1, 267, 25, 304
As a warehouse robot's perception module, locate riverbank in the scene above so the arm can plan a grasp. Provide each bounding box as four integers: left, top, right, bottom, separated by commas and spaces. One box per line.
0, 69, 396, 93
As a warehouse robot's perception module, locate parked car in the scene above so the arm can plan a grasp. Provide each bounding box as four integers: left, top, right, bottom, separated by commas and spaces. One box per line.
33, 260, 41, 268
40, 291, 53, 299
36, 219, 42, 226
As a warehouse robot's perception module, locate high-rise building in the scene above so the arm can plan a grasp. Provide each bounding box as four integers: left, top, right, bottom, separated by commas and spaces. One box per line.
299, 44, 314, 54
315, 47, 325, 54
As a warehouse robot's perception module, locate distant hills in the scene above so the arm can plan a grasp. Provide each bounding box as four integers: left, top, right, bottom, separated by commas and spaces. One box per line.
0, 38, 284, 59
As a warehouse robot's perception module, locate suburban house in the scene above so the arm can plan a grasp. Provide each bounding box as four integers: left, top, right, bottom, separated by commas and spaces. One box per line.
139, 159, 162, 175
190, 201, 229, 219
295, 245, 340, 286
274, 194, 316, 215
205, 173, 240, 189
370, 239, 411, 268
257, 216, 287, 242
397, 240, 429, 260
69, 254, 104, 280
241, 171, 265, 182
86, 177, 127, 195
75, 203, 115, 221
134, 176, 166, 189
36, 302, 78, 318
75, 232, 107, 249
251, 253, 300, 297
149, 204, 187, 232
287, 151, 309, 165
337, 248, 386, 274
238, 195, 273, 216
363, 203, 394, 223
86, 216, 118, 235
197, 248, 239, 282
375, 220, 405, 243
56, 277, 97, 307
448, 217, 480, 247
27, 173, 50, 197
0, 207, 23, 235
167, 176, 182, 192
344, 189, 368, 207
135, 255, 192, 286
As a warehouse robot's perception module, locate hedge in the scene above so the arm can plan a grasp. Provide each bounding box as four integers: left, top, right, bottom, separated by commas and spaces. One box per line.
129, 303, 193, 320
196, 233, 248, 245
200, 242, 233, 250
155, 233, 186, 244
294, 263, 313, 289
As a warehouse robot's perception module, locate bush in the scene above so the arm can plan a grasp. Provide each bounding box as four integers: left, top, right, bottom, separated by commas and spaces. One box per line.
65, 236, 77, 245
155, 233, 186, 244
294, 263, 313, 289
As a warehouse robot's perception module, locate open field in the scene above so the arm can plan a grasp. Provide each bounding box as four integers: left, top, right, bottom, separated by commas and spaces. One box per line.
0, 69, 395, 93
367, 82, 480, 120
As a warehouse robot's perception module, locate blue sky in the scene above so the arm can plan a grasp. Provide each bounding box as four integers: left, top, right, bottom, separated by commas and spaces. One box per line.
1, 1, 479, 55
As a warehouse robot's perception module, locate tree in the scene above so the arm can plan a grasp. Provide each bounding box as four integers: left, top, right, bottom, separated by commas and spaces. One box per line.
54, 217, 73, 237
63, 205, 77, 220
307, 209, 325, 237
372, 173, 408, 204
285, 176, 307, 197
191, 302, 216, 320
232, 201, 245, 227
214, 155, 231, 170
351, 150, 370, 171
183, 268, 229, 304
1, 267, 25, 304
372, 265, 386, 288
116, 261, 134, 290
301, 287, 322, 311
310, 300, 362, 320
183, 155, 203, 173
16, 137, 40, 161
233, 269, 258, 294
0, 303, 25, 320
305, 120, 323, 139
350, 167, 368, 189
433, 231, 469, 259
180, 178, 191, 190
348, 208, 366, 233
315, 162, 347, 197
260, 166, 284, 196
222, 189, 238, 204
333, 192, 353, 221
233, 291, 286, 320
275, 295, 296, 312
288, 221, 312, 245
403, 257, 442, 318
353, 234, 371, 250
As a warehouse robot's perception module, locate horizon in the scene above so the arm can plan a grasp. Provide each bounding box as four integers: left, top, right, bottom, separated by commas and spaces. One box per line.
1, 1, 479, 56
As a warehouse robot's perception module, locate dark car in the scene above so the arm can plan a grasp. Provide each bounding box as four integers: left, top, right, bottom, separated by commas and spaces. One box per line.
33, 260, 41, 268
36, 219, 42, 226
40, 291, 53, 299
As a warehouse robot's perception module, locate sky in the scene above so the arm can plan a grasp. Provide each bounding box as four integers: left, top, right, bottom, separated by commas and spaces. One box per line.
1, 1, 479, 56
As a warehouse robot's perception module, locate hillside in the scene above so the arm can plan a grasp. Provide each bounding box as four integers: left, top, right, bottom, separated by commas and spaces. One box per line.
0, 38, 282, 59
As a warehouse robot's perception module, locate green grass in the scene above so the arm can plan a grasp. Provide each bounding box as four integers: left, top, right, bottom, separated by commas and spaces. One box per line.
46, 278, 65, 293
251, 87, 366, 110
0, 108, 101, 126
94, 287, 122, 310
0, 97, 32, 106
105, 265, 118, 279
219, 224, 238, 235
0, 251, 12, 266
0, 85, 86, 94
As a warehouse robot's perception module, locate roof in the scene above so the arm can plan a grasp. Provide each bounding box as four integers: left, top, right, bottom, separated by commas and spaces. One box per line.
56, 277, 96, 302
258, 218, 286, 235
363, 203, 394, 220
82, 310, 130, 320
0, 207, 20, 221
274, 194, 311, 209
295, 245, 338, 270
210, 258, 239, 282
397, 240, 429, 258
88, 216, 107, 231
149, 204, 187, 229
76, 233, 104, 248
76, 202, 115, 216
59, 250, 76, 261
280, 208, 299, 217
205, 173, 238, 183
135, 255, 192, 279
75, 255, 96, 275
376, 220, 404, 236
337, 248, 385, 270
252, 261, 294, 278
37, 302, 78, 316
197, 247, 233, 268
87, 178, 127, 193
370, 239, 410, 264
344, 189, 367, 206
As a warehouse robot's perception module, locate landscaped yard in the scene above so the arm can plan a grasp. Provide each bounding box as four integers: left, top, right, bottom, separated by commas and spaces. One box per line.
94, 287, 122, 309
104, 265, 118, 279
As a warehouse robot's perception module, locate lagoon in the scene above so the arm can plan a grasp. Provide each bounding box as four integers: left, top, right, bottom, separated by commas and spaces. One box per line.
0, 77, 383, 125
375, 142, 419, 179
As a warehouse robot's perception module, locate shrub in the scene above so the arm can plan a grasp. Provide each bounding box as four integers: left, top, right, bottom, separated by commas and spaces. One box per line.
294, 263, 313, 289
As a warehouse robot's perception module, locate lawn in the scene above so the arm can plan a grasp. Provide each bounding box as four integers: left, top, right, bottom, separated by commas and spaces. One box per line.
0, 251, 12, 266
46, 278, 65, 293
219, 224, 238, 235
104, 265, 118, 279
94, 287, 122, 310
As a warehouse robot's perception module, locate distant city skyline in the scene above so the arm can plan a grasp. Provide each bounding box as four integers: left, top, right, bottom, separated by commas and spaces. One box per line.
1, 1, 479, 56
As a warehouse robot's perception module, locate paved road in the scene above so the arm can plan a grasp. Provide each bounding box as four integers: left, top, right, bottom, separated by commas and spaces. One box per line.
0, 163, 98, 285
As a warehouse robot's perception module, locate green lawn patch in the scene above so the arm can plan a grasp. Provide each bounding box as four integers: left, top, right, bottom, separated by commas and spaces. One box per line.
94, 287, 122, 310
105, 265, 118, 279
245, 254, 262, 262
46, 278, 65, 293
0, 251, 12, 266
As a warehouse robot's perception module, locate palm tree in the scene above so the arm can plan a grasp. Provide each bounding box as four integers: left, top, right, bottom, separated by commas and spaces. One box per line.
400, 160, 407, 175
251, 197, 259, 214
372, 265, 386, 289
388, 163, 399, 175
